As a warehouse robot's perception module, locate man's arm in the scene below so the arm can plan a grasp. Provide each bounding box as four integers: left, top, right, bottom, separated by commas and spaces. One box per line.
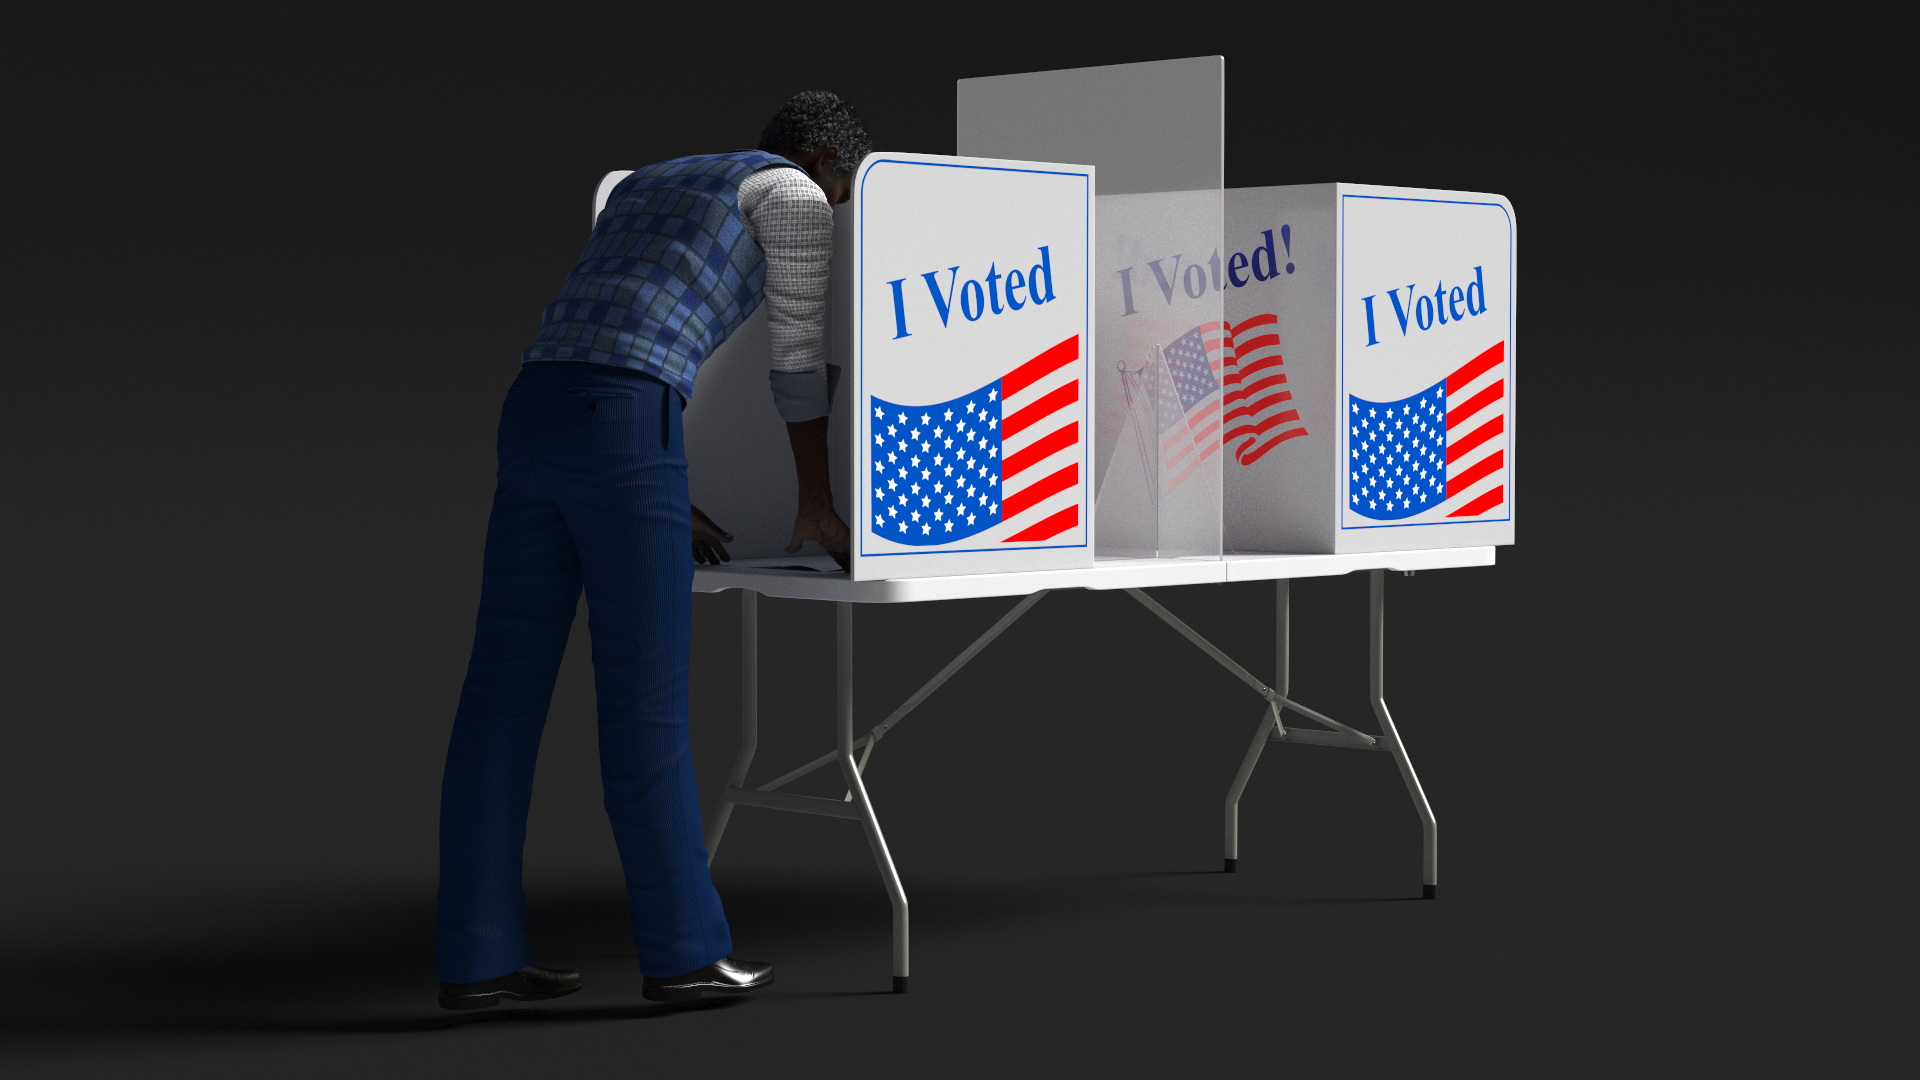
739, 164, 850, 568
782, 416, 848, 567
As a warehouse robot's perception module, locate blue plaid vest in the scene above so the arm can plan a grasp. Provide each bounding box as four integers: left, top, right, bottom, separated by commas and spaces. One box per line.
521, 150, 801, 399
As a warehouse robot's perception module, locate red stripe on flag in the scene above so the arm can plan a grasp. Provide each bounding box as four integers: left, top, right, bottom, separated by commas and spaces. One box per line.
1446, 449, 1503, 496
1001, 335, 1080, 398
1229, 372, 1289, 404
1446, 341, 1504, 396
1236, 426, 1307, 465
1001, 380, 1079, 440
1232, 314, 1278, 336
1225, 390, 1293, 424
1227, 353, 1286, 385
1446, 485, 1503, 517
1003, 503, 1077, 542
1232, 333, 1280, 362
1445, 413, 1503, 464
1000, 463, 1077, 520
1223, 409, 1302, 444
1446, 379, 1504, 431
1002, 421, 1077, 479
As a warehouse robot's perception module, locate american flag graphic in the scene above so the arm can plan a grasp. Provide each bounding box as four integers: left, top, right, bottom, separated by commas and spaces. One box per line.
867, 335, 1082, 546
1221, 313, 1307, 464
1156, 326, 1225, 493
1348, 340, 1508, 520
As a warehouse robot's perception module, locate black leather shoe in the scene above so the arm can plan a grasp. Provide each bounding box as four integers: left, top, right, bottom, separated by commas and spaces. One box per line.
439, 965, 583, 1010
641, 956, 773, 1001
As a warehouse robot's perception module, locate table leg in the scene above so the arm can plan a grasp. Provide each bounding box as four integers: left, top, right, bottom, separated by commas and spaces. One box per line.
835, 601, 911, 992
1223, 580, 1291, 872
705, 590, 759, 863
1369, 569, 1438, 898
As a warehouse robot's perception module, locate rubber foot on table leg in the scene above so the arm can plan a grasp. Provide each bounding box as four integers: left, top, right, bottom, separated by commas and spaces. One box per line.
893, 976, 908, 994
1224, 858, 1238, 874
1422, 884, 1436, 899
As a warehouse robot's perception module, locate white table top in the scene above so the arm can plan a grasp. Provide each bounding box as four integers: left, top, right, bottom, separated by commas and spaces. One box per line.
693, 548, 1497, 603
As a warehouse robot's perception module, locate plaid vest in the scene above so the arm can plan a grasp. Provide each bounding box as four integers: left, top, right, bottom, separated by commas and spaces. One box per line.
521, 150, 801, 398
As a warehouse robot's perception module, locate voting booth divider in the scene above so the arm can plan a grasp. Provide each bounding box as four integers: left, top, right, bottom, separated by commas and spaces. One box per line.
586, 58, 1515, 991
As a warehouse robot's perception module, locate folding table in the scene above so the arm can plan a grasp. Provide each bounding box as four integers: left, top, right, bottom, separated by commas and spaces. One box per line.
694, 547, 1493, 993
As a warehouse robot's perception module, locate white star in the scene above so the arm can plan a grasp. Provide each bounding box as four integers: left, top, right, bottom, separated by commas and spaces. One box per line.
944, 465, 954, 476
1361, 464, 1370, 475
887, 451, 897, 464
910, 510, 920, 522
933, 509, 943, 520
875, 514, 884, 526
874, 406, 884, 419
1419, 492, 1428, 503
1351, 449, 1359, 459
1369, 407, 1377, 417
989, 502, 998, 514
875, 461, 885, 473
897, 467, 907, 478
888, 505, 898, 517
897, 412, 907, 424
910, 456, 921, 468
988, 446, 998, 459
945, 520, 954, 531
1361, 418, 1370, 429
1352, 426, 1359, 437
966, 401, 976, 414
921, 441, 930, 452
944, 437, 954, 449
921, 496, 931, 508
966, 513, 976, 525
921, 524, 931, 534
875, 487, 884, 499
887, 478, 897, 491
920, 469, 930, 479
910, 482, 921, 494
1351, 403, 1359, 413
987, 417, 997, 430
887, 425, 897, 437
1369, 499, 1377, 509
943, 409, 953, 421
874, 434, 883, 446
1352, 493, 1360, 503
1402, 499, 1410, 509
897, 440, 907, 452
988, 389, 998, 401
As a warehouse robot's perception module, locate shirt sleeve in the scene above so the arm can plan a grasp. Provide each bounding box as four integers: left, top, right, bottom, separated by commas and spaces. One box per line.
738, 166, 834, 422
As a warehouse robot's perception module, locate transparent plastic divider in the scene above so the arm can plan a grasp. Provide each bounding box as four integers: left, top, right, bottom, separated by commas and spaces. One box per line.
959, 57, 1224, 562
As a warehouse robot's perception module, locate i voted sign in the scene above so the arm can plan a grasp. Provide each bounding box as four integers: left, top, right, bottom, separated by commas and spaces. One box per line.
850, 153, 1094, 581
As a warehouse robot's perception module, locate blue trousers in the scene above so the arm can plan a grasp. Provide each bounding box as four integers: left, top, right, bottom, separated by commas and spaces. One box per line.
436, 360, 732, 983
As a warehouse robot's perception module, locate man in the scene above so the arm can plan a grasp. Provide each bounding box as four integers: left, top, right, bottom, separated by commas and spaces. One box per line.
435, 92, 868, 1010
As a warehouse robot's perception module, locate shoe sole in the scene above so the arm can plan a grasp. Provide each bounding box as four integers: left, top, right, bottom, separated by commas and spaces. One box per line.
439, 984, 583, 1011
640, 975, 774, 1003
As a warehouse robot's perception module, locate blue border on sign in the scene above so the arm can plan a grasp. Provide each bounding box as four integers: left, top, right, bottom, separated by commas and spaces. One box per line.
856, 158, 1093, 557
1338, 193, 1515, 530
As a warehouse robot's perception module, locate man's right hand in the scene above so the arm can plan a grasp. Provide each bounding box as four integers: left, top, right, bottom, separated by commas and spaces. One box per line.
785, 507, 850, 570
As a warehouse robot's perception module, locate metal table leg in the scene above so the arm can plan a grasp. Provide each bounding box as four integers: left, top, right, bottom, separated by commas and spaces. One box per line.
835, 602, 912, 993
1369, 569, 1438, 898
706, 590, 759, 863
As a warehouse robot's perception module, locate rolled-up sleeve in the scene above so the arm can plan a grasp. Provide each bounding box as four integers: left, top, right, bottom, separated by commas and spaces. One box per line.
739, 166, 834, 422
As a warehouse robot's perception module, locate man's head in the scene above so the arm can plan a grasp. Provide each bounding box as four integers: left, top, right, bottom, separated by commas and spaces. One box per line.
758, 91, 871, 206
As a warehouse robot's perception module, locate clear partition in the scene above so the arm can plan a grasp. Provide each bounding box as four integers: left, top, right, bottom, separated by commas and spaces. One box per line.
959, 57, 1224, 562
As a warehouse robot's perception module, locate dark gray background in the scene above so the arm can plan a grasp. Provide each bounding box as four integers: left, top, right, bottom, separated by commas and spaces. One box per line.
3, 10, 1901, 1077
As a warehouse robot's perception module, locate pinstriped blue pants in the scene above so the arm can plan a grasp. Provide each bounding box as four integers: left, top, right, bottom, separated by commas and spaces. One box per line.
436, 360, 732, 983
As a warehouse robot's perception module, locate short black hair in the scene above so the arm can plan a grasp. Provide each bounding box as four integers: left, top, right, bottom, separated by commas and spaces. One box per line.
757, 91, 872, 175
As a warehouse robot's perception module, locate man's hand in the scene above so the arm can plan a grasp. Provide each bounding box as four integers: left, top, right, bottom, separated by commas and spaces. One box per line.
691, 504, 733, 565
783, 415, 850, 571
786, 507, 850, 570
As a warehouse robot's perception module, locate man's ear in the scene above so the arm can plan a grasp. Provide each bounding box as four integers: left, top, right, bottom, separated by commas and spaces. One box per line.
817, 146, 839, 177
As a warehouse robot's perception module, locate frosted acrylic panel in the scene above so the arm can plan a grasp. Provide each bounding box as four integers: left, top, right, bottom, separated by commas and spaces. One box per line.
960, 58, 1223, 559
958, 57, 1223, 195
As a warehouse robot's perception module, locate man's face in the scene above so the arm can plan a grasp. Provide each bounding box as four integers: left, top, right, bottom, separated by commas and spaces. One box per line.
819, 168, 854, 206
